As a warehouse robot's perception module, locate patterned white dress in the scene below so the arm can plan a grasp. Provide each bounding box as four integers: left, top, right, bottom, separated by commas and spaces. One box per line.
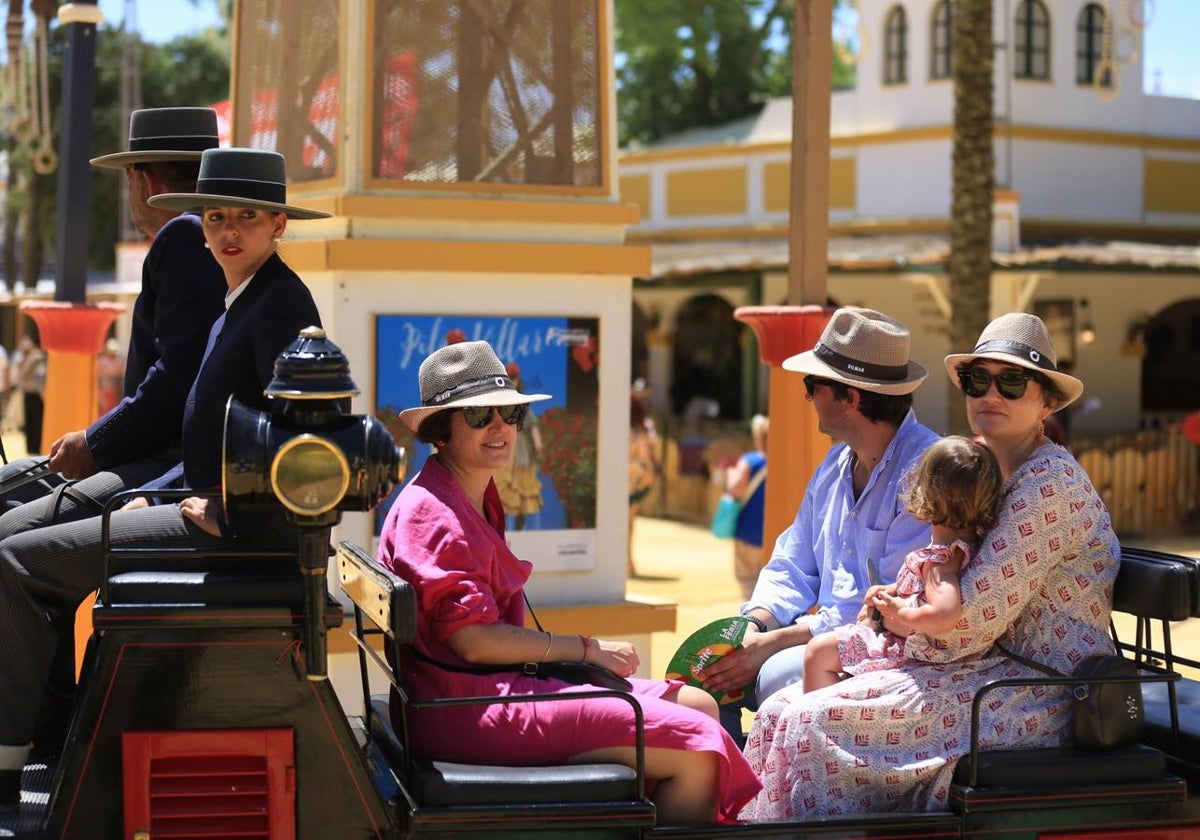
740, 443, 1119, 819
836, 540, 973, 675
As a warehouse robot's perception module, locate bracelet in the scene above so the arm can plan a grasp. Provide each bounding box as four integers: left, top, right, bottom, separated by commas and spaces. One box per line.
538, 631, 554, 663
741, 613, 769, 633
580, 635, 592, 663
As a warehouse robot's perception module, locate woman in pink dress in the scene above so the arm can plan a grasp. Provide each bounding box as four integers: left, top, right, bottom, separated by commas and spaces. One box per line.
802, 436, 1002, 690
741, 312, 1116, 819
378, 340, 759, 826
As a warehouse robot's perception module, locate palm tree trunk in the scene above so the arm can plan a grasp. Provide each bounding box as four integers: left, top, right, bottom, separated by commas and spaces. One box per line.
947, 0, 994, 434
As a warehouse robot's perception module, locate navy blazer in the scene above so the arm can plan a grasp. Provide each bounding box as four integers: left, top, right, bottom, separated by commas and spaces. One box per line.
85, 214, 227, 468
149, 252, 321, 492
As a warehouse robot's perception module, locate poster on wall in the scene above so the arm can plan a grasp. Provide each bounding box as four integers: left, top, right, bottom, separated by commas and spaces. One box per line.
375, 315, 600, 572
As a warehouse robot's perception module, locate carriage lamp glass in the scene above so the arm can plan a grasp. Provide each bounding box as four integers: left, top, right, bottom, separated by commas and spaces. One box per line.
270, 435, 351, 516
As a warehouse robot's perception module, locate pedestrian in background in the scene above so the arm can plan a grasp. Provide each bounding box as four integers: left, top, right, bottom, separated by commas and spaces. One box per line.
14, 336, 46, 456
724, 414, 768, 599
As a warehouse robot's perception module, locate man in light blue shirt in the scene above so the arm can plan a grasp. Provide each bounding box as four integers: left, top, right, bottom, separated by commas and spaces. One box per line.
700, 308, 940, 745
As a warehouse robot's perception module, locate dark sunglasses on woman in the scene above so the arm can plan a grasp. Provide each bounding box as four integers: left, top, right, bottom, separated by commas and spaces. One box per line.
460, 403, 529, 430
958, 366, 1039, 400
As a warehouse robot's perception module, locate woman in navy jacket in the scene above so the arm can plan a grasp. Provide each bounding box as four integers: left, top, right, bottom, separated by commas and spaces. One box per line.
0, 148, 330, 809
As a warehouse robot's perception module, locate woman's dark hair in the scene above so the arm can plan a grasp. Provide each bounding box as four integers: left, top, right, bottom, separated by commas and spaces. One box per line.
416, 410, 454, 446
901, 436, 1002, 534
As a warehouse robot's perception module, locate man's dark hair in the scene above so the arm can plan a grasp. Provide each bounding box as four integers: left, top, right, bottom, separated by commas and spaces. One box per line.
134, 160, 202, 194
853, 388, 913, 426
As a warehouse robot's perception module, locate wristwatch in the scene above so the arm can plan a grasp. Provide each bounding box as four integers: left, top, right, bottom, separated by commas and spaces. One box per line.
740, 612, 769, 633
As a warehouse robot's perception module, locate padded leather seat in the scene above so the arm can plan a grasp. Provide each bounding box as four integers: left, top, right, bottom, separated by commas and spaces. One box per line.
366, 697, 637, 807
1142, 679, 1200, 760
952, 742, 1166, 789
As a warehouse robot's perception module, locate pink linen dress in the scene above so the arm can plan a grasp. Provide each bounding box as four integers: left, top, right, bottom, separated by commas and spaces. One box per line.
740, 443, 1118, 819
836, 540, 973, 675
378, 456, 761, 823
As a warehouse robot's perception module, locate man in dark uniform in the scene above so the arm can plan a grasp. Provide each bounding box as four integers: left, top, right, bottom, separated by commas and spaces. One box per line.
0, 108, 227, 534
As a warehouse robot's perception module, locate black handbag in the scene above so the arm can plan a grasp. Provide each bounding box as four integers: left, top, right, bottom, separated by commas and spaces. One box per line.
998, 643, 1143, 749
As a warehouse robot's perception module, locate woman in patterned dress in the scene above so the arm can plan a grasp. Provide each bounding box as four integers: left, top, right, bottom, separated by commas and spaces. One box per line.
802, 436, 1002, 691
740, 312, 1117, 819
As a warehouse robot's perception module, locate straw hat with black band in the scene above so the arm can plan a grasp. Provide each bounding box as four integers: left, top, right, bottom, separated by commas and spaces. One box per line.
944, 312, 1084, 410
782, 307, 928, 396
398, 341, 550, 434
90, 107, 220, 169
147, 147, 331, 220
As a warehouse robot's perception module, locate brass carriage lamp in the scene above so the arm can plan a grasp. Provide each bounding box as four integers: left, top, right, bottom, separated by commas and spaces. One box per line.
222, 326, 405, 679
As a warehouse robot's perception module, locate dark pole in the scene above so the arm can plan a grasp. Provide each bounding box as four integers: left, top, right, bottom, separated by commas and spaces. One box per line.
52, 0, 103, 303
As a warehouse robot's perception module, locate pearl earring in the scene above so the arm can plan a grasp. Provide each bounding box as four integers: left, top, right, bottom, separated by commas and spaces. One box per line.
203, 242, 210, 250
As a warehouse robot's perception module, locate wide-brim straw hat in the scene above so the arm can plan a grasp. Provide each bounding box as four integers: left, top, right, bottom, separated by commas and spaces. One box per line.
146, 148, 331, 220
398, 340, 551, 433
782, 307, 927, 395
944, 312, 1084, 410
91, 107, 220, 169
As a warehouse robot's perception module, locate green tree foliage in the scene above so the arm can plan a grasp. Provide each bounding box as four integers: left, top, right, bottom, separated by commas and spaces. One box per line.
6, 22, 229, 281
615, 0, 855, 146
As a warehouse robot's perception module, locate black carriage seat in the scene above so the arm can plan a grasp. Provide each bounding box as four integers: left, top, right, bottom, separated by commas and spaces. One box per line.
950, 546, 1200, 813
94, 490, 342, 631
1114, 547, 1200, 765
336, 540, 656, 834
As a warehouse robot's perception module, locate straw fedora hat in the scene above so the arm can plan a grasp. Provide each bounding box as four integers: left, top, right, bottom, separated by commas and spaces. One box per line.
782, 307, 928, 395
90, 107, 220, 169
944, 312, 1084, 409
398, 341, 551, 433
146, 148, 331, 220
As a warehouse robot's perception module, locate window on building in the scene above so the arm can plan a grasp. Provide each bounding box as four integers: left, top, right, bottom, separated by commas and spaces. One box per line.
1076, 3, 1112, 87
930, 0, 953, 80
1014, 0, 1050, 80
883, 5, 908, 85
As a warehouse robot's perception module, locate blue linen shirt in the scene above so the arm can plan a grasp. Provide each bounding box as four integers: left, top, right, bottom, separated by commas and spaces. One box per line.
745, 410, 939, 636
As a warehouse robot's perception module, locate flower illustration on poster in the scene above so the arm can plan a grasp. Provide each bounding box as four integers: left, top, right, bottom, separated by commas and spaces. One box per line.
375, 315, 600, 571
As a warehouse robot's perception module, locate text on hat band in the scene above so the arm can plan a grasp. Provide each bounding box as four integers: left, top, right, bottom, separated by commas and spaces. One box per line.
814, 342, 908, 382
427, 374, 515, 406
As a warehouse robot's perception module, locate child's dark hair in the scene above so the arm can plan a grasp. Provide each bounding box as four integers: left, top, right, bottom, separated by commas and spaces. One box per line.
901, 436, 1002, 534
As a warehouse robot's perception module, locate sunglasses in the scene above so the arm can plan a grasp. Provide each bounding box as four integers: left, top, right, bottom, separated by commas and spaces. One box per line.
803, 375, 841, 398
459, 403, 528, 429
958, 367, 1039, 400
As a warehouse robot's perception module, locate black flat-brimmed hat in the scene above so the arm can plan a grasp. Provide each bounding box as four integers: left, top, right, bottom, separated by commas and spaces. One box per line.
782, 307, 928, 395
398, 341, 551, 433
90, 107, 220, 169
944, 312, 1084, 409
146, 148, 331, 220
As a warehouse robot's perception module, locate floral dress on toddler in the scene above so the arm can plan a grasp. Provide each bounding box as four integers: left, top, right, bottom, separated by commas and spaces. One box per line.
835, 539, 973, 675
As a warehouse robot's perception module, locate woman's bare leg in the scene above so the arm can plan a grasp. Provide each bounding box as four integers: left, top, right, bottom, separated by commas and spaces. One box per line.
662, 683, 719, 721
571, 746, 719, 826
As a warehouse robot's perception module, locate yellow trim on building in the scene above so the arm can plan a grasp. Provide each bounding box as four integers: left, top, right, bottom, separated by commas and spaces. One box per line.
619, 174, 652, 221
627, 217, 950, 243
621, 124, 1200, 167
762, 158, 856, 212
666, 166, 746, 217
1144, 159, 1200, 215
763, 160, 790, 213
279, 238, 650, 276
296, 194, 640, 226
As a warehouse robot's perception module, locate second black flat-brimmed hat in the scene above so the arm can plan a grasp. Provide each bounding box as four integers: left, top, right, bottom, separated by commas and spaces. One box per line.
146, 148, 331, 220
90, 107, 220, 169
